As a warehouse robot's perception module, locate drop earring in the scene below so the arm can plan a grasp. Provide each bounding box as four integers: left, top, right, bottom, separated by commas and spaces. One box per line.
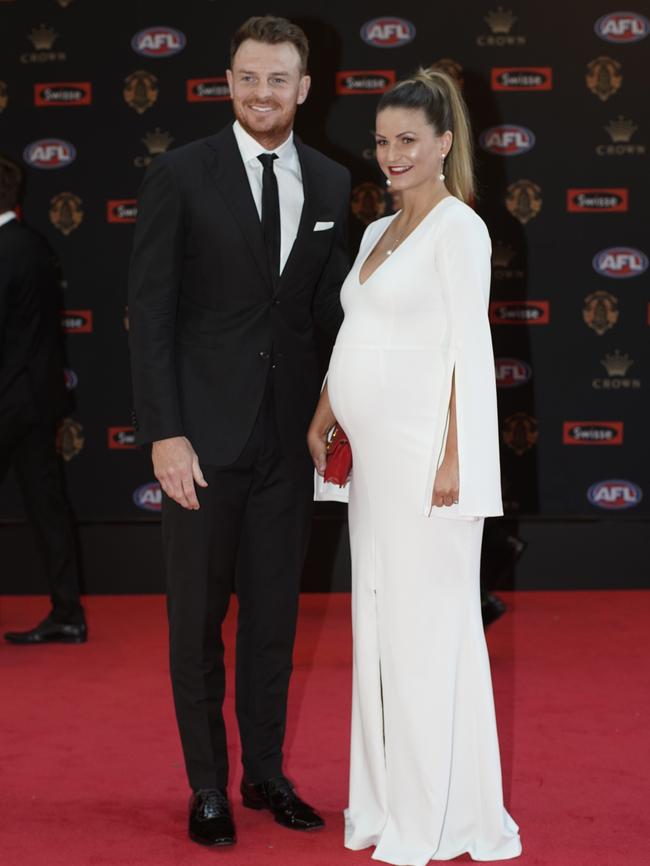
439, 154, 446, 182
385, 176, 392, 187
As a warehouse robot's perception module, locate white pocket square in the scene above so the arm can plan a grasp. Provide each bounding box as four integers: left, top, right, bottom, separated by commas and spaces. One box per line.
314, 220, 334, 231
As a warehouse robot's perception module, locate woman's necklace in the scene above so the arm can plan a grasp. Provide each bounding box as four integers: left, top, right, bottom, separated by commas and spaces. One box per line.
383, 191, 448, 257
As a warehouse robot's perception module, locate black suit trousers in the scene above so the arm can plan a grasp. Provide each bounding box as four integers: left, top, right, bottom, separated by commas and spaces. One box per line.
0, 414, 82, 623
163, 375, 313, 790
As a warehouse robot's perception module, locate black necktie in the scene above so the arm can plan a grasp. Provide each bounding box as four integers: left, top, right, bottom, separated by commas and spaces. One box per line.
257, 153, 281, 282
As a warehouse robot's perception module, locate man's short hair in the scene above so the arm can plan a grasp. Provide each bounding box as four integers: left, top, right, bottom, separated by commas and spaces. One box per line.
0, 156, 22, 212
230, 15, 309, 75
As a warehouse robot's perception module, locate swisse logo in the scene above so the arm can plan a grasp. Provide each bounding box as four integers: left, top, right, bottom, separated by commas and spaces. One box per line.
108, 426, 137, 450
588, 479, 642, 510
495, 358, 532, 387
360, 17, 415, 47
595, 12, 649, 43
61, 309, 93, 333
107, 200, 137, 223
563, 421, 623, 445
593, 246, 648, 278
133, 482, 162, 512
491, 67, 552, 91
480, 125, 535, 156
23, 138, 75, 169
132, 26, 185, 58
489, 301, 550, 324
34, 82, 92, 106
336, 70, 396, 94
186, 77, 230, 102
567, 188, 628, 212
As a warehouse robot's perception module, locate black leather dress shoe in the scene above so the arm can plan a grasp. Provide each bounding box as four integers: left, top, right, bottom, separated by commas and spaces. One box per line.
189, 788, 235, 846
241, 775, 324, 831
4, 616, 87, 645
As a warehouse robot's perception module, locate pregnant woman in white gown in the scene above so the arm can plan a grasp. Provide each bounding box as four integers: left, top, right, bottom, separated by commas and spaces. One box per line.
308, 70, 522, 864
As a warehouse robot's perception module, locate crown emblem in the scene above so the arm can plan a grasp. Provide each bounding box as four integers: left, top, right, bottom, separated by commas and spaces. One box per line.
485, 7, 517, 34
604, 115, 637, 143
429, 58, 464, 89
28, 24, 58, 50
142, 128, 174, 155
492, 241, 517, 268
586, 56, 623, 102
601, 349, 634, 377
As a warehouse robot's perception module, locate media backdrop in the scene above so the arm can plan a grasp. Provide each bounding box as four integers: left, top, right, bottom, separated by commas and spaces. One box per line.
1, 0, 649, 521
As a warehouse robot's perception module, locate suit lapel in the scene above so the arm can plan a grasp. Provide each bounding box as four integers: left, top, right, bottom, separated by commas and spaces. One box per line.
277, 138, 320, 293
203, 128, 273, 292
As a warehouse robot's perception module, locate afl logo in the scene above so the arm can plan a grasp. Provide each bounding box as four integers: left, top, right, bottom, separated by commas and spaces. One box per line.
63, 369, 78, 390
587, 479, 642, 510
133, 482, 162, 512
480, 125, 535, 156
495, 358, 532, 388
131, 26, 186, 58
23, 138, 75, 169
595, 12, 649, 43
360, 17, 416, 47
592, 247, 648, 278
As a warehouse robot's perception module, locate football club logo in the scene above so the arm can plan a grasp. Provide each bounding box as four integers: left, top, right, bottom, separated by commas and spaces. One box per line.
502, 413, 538, 455
23, 139, 76, 169
586, 56, 623, 101
123, 70, 159, 114
480, 125, 535, 156
360, 18, 416, 47
592, 247, 648, 278
56, 418, 85, 461
131, 26, 186, 58
587, 480, 642, 510
351, 183, 387, 225
505, 180, 543, 224
595, 12, 649, 43
583, 291, 619, 335
49, 192, 84, 236
429, 59, 464, 88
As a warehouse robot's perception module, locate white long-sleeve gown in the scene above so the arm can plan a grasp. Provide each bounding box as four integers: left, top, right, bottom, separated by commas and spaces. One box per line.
326, 197, 522, 864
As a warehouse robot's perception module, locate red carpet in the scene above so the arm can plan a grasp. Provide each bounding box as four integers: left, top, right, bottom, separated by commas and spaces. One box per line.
0, 592, 648, 866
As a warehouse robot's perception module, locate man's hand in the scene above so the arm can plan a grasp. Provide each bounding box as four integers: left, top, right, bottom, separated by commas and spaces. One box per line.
152, 436, 207, 510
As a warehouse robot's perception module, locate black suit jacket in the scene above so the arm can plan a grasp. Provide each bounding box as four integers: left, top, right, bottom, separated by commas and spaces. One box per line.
128, 125, 350, 466
0, 219, 65, 428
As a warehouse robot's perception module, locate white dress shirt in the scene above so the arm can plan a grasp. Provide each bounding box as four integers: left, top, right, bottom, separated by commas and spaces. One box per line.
0, 210, 17, 228
232, 120, 304, 274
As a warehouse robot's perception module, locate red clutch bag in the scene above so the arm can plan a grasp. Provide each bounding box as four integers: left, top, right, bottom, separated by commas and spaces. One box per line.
324, 424, 352, 487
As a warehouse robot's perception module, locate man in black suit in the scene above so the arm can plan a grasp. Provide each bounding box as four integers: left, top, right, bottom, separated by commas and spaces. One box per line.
128, 16, 349, 846
0, 156, 86, 644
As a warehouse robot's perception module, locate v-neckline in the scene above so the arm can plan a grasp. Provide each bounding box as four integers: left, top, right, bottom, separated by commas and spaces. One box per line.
357, 195, 454, 287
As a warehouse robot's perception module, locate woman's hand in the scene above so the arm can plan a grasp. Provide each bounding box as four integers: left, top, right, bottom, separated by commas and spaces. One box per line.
432, 454, 459, 508
307, 382, 336, 475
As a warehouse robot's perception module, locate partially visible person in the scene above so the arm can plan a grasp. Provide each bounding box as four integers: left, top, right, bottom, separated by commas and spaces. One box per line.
0, 156, 85, 644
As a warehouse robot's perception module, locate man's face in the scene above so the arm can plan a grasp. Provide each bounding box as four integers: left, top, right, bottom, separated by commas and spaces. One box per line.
226, 39, 310, 146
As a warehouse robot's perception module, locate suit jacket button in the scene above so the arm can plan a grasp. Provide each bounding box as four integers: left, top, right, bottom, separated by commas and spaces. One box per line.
259, 350, 270, 360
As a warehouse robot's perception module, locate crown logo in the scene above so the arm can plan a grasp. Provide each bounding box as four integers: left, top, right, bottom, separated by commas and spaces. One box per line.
604, 115, 637, 143
485, 7, 517, 34
492, 241, 517, 268
28, 24, 58, 50
142, 128, 174, 155
601, 350, 634, 377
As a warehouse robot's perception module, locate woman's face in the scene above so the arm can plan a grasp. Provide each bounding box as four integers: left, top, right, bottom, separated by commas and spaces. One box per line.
374, 106, 452, 194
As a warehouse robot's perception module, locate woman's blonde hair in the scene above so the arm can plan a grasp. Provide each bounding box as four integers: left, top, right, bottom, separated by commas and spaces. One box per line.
377, 68, 474, 203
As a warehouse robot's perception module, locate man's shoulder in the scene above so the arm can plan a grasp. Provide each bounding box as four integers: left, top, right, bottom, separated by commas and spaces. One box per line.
153, 128, 232, 171
296, 140, 350, 185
